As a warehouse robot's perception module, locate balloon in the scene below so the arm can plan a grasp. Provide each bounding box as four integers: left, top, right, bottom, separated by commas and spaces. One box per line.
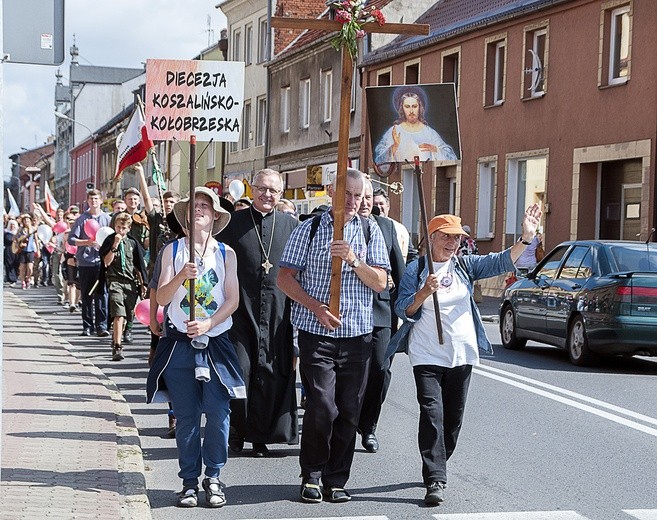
45, 243, 55, 254
134, 299, 151, 326
36, 224, 53, 244
95, 226, 115, 247
228, 179, 245, 200
156, 305, 165, 324
84, 219, 100, 240
65, 243, 78, 255
52, 221, 67, 234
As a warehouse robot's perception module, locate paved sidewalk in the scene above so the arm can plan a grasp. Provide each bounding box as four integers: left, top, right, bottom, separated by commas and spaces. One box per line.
1, 291, 151, 520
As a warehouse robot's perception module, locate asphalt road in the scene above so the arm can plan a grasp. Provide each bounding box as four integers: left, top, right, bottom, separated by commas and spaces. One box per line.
20, 286, 657, 520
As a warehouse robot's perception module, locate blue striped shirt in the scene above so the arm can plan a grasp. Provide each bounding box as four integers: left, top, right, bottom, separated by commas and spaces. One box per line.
279, 209, 390, 338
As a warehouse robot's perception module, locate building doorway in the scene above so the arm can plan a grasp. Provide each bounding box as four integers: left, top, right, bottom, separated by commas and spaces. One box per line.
599, 160, 642, 240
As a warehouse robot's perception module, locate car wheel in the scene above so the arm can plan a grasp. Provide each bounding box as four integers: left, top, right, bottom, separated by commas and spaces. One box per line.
500, 305, 526, 350
567, 315, 595, 366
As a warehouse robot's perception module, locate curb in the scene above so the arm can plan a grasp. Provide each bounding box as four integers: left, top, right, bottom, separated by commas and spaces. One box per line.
11, 294, 153, 520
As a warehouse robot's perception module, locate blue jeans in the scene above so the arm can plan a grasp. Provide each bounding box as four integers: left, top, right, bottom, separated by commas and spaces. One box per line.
162, 341, 231, 488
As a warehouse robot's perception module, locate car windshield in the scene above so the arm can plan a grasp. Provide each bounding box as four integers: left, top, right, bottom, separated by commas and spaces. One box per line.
609, 243, 657, 272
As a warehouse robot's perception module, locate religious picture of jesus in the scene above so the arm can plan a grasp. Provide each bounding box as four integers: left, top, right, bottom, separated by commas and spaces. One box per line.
367, 84, 461, 164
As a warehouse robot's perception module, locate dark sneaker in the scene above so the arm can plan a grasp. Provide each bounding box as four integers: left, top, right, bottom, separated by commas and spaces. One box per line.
202, 478, 226, 508
323, 486, 351, 503
123, 331, 134, 344
300, 478, 322, 503
177, 486, 198, 508
80, 328, 92, 337
111, 344, 124, 361
424, 481, 446, 506
97, 328, 110, 337
252, 443, 269, 457
167, 414, 176, 438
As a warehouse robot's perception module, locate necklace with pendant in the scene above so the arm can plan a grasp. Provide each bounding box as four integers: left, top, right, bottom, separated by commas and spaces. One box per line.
250, 208, 276, 275
193, 235, 211, 269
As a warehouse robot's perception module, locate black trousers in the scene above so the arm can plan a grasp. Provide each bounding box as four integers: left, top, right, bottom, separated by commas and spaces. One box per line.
358, 326, 392, 435
78, 265, 107, 332
413, 363, 473, 485
298, 330, 372, 488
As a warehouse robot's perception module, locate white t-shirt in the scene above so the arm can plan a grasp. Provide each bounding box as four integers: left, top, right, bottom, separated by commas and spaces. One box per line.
168, 238, 232, 337
408, 260, 479, 368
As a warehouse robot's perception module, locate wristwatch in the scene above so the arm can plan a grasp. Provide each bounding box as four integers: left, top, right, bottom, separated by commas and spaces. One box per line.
349, 257, 361, 268
111, 247, 119, 253
519, 237, 533, 246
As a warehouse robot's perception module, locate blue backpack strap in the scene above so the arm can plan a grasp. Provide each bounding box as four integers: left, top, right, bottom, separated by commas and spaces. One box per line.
218, 241, 226, 262
171, 239, 179, 275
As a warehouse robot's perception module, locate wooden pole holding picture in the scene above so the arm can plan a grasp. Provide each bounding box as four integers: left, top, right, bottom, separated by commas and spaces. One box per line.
413, 156, 444, 344
188, 135, 196, 321
271, 7, 429, 316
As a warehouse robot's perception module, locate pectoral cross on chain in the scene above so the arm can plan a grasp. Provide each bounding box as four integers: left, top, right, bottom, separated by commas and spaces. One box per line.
262, 259, 273, 275
271, 13, 429, 316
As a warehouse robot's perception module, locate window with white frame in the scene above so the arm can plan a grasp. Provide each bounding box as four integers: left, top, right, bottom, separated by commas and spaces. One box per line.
207, 141, 216, 169
522, 24, 548, 99
441, 48, 460, 105
256, 96, 266, 146
232, 30, 242, 62
484, 37, 506, 106
241, 101, 251, 149
245, 24, 253, 66
321, 69, 333, 122
258, 17, 268, 63
505, 156, 546, 243
281, 86, 290, 133
608, 5, 631, 85
299, 78, 310, 129
476, 161, 496, 238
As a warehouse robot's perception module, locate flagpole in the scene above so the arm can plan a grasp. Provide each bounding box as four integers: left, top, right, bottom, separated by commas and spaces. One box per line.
188, 135, 196, 322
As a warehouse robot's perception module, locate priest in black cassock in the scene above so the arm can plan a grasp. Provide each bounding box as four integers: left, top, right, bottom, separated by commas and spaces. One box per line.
216, 169, 299, 457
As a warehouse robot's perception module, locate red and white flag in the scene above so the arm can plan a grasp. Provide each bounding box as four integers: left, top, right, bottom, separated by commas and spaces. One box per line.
115, 105, 153, 179
43, 182, 60, 217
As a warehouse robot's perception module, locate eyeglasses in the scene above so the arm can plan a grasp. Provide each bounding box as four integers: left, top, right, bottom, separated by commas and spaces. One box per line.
252, 185, 282, 196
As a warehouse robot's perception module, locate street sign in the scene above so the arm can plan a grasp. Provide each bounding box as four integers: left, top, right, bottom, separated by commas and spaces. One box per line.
2, 0, 65, 65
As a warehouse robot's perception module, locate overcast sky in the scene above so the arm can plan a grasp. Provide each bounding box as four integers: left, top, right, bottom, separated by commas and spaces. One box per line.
3, 0, 227, 180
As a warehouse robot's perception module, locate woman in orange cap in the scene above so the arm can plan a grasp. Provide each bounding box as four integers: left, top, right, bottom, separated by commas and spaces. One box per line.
388, 203, 541, 506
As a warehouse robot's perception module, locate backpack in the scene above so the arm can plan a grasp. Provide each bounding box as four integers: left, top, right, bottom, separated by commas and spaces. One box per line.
307, 213, 371, 249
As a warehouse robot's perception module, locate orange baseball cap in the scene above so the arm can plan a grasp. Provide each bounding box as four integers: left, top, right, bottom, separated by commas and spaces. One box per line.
428, 214, 469, 236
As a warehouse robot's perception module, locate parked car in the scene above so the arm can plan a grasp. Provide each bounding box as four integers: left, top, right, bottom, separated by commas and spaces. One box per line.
499, 240, 657, 366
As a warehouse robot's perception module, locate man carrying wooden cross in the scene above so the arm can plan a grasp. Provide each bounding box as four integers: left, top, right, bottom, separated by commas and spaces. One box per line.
278, 168, 390, 503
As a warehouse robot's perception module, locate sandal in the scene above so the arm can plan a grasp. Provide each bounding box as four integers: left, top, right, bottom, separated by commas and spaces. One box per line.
300, 479, 322, 503
323, 487, 351, 503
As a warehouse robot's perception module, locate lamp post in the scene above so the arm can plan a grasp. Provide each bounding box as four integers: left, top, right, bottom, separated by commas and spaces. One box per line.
55, 111, 96, 205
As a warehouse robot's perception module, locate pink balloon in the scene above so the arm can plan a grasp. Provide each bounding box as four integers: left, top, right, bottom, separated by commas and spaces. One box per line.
52, 221, 67, 234
84, 218, 100, 240
134, 299, 151, 326
156, 305, 165, 324
65, 243, 78, 255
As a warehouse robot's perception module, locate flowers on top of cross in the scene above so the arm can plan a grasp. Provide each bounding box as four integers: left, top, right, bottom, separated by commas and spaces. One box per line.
327, 0, 386, 59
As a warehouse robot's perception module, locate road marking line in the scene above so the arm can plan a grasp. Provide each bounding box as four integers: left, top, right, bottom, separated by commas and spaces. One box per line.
624, 510, 657, 520
477, 364, 657, 427
241, 517, 389, 520
474, 368, 657, 438
433, 512, 590, 519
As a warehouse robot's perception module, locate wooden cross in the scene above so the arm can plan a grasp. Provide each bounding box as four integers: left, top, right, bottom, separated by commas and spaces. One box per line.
271, 13, 429, 316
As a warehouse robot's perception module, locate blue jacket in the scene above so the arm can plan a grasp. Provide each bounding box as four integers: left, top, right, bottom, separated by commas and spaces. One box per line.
385, 249, 515, 360
146, 326, 246, 404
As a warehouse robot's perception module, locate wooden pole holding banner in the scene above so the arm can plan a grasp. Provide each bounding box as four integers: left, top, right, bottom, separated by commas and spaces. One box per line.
413, 156, 444, 344
188, 135, 196, 321
270, 15, 429, 317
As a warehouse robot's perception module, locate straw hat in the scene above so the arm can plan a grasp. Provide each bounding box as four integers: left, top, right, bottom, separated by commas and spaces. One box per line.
172, 187, 231, 236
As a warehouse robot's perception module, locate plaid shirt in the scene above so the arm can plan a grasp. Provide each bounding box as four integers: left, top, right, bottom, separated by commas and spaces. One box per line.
279, 209, 390, 338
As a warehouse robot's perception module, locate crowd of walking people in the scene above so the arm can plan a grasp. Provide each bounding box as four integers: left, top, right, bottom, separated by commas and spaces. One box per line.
4, 164, 541, 509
